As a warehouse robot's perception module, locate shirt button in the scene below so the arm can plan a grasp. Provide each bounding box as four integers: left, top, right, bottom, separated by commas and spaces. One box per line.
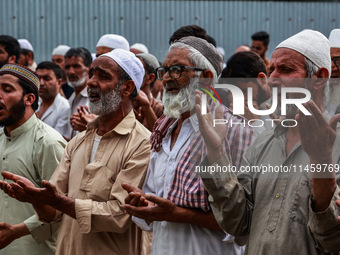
275, 193, 280, 199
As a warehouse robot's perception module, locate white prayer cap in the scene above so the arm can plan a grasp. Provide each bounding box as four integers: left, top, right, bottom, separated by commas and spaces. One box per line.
130, 43, 149, 54
136, 53, 160, 69
100, 49, 145, 92
52, 45, 71, 56
96, 34, 130, 51
275, 29, 331, 75
217, 46, 225, 57
18, 39, 34, 52
329, 29, 340, 48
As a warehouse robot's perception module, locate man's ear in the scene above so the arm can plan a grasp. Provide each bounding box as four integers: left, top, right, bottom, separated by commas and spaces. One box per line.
312, 67, 329, 91
145, 73, 156, 86
256, 72, 271, 102
199, 70, 214, 86
8, 55, 16, 64
121, 80, 136, 98
201, 69, 214, 79
24, 93, 35, 107
56, 78, 63, 90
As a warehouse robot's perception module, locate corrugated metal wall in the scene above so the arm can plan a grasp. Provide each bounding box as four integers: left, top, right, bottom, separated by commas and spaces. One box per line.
1, 0, 339, 63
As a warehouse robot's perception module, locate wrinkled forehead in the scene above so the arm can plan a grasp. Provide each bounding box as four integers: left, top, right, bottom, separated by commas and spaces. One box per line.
163, 47, 191, 66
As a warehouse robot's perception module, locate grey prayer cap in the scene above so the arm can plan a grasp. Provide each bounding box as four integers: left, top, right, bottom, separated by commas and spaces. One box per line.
176, 36, 223, 76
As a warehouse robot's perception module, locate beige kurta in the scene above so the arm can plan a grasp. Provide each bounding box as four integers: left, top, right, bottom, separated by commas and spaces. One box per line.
48, 110, 151, 255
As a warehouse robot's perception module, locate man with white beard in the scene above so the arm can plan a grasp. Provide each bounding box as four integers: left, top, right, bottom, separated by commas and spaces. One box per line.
122, 36, 253, 255
63, 47, 92, 140
199, 29, 340, 255
327, 29, 340, 116
0, 49, 152, 255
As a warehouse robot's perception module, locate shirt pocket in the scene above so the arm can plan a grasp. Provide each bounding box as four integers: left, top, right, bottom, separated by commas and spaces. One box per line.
87, 166, 117, 201
288, 177, 311, 225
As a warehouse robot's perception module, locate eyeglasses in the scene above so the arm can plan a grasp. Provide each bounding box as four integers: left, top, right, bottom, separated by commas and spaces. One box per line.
155, 65, 205, 80
332, 56, 340, 68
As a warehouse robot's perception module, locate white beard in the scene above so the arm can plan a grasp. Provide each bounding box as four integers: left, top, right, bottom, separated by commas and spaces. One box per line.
162, 76, 200, 119
89, 84, 122, 116
67, 72, 87, 88
326, 79, 340, 115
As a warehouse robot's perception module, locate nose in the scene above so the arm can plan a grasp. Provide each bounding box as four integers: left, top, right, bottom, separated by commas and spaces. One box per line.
39, 78, 45, 86
86, 75, 97, 89
162, 69, 173, 85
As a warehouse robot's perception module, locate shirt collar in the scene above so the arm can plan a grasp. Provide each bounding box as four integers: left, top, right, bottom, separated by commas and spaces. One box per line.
3, 114, 38, 138
166, 113, 199, 136
80, 87, 88, 98
87, 110, 136, 136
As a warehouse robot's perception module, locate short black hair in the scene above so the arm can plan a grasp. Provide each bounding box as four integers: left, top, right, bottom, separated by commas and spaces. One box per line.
0, 35, 20, 63
223, 51, 267, 78
20, 49, 35, 60
37, 61, 62, 79
222, 51, 268, 104
118, 66, 138, 102
18, 78, 39, 111
169, 25, 214, 46
251, 31, 270, 47
65, 47, 92, 67
138, 57, 157, 89
205, 34, 217, 47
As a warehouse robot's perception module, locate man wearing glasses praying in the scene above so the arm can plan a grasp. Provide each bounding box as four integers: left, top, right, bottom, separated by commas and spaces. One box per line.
122, 36, 253, 255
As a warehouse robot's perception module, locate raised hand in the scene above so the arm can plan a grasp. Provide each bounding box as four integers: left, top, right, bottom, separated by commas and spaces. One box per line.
195, 90, 226, 163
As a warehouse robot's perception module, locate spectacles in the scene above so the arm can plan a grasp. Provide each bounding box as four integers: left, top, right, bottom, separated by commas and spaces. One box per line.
332, 56, 340, 68
155, 65, 205, 80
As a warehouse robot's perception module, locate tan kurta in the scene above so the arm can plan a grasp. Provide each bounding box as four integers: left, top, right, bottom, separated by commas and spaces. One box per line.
49, 110, 151, 255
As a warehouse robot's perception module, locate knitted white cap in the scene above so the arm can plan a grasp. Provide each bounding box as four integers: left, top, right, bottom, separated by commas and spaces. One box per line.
100, 49, 144, 92
18, 39, 34, 52
275, 29, 331, 76
52, 45, 71, 56
130, 43, 149, 54
96, 34, 129, 51
329, 29, 340, 48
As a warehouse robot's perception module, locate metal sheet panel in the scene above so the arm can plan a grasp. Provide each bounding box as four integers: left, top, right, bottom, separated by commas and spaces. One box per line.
1, 0, 339, 63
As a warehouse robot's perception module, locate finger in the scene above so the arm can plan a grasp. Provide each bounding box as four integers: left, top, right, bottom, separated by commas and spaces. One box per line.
329, 113, 340, 131
138, 196, 148, 206
145, 194, 166, 206
336, 199, 340, 208
215, 105, 224, 120
129, 193, 143, 206
41, 180, 56, 192
121, 183, 138, 193
301, 101, 322, 129
84, 105, 90, 113
1, 172, 22, 182
337, 216, 340, 223
124, 193, 135, 204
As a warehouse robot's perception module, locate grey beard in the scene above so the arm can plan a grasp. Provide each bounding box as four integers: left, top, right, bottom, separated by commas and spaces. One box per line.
67, 73, 87, 88
326, 79, 340, 115
89, 84, 122, 116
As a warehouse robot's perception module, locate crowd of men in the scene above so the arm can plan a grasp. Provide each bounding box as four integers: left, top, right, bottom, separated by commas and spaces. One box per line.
0, 24, 339, 255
